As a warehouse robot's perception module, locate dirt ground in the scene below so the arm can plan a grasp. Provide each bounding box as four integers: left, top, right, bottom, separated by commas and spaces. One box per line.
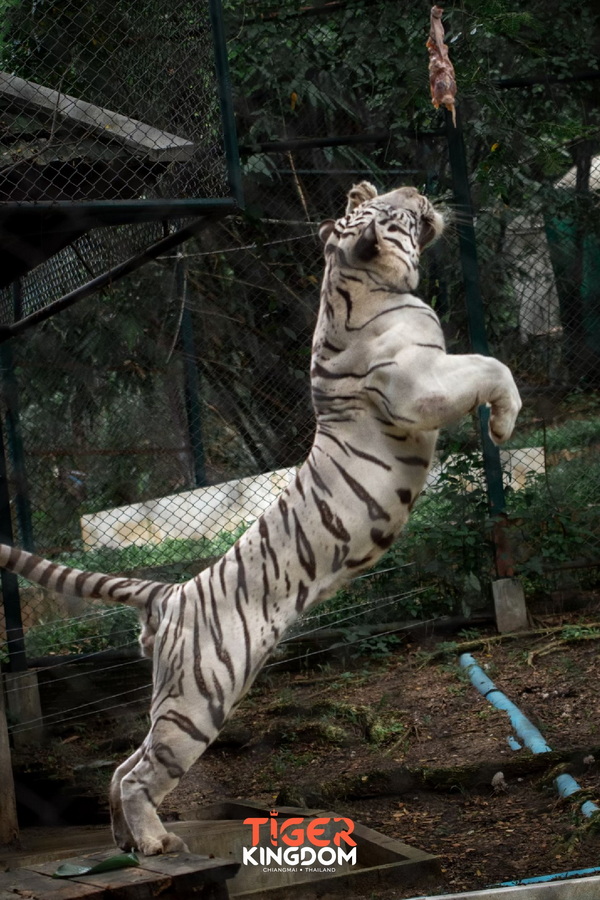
13, 610, 600, 898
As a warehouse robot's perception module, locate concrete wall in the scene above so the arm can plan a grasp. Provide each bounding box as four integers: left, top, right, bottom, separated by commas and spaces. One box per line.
80, 467, 297, 550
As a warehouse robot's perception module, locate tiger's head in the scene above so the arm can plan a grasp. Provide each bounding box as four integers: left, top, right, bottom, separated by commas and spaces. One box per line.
319, 182, 444, 293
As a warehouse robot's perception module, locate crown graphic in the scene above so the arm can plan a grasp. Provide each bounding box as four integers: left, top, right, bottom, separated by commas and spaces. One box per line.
269, 809, 279, 817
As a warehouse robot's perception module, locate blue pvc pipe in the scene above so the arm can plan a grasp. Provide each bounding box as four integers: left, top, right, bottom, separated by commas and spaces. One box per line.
403, 866, 600, 898
498, 866, 600, 886
460, 653, 552, 754
555, 772, 582, 799
459, 653, 600, 818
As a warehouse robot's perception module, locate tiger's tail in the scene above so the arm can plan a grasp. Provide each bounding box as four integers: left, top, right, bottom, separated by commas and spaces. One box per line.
0, 542, 174, 611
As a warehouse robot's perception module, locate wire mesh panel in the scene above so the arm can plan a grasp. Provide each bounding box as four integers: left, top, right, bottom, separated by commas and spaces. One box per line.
0, 0, 241, 320
0, 0, 232, 204
473, 158, 600, 597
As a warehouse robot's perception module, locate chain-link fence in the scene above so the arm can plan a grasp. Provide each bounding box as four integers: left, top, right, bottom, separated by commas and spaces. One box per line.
478, 158, 600, 604
1, 0, 600, 668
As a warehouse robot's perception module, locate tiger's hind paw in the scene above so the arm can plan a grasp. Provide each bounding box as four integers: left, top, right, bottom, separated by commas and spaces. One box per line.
111, 809, 136, 852
138, 832, 189, 856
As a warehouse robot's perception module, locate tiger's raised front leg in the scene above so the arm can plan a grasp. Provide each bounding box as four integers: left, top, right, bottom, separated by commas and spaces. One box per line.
365, 346, 521, 443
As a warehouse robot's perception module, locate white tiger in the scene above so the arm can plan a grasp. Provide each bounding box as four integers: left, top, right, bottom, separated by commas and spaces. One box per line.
0, 182, 521, 855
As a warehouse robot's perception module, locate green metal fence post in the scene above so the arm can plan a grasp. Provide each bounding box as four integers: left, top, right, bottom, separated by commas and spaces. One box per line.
209, 0, 244, 208
0, 414, 26, 672
0, 283, 34, 551
444, 108, 507, 520
178, 255, 207, 488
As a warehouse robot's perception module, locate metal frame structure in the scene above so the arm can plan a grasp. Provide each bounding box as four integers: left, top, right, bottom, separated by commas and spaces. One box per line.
0, 0, 243, 334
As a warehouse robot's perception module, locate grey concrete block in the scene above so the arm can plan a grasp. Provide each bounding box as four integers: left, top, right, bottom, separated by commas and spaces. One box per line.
493, 578, 528, 633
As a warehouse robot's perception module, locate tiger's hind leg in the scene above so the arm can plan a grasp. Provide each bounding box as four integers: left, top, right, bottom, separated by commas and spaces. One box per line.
109, 747, 143, 850
116, 707, 214, 856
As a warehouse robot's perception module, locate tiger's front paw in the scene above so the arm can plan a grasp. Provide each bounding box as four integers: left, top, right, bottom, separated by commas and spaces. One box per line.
488, 376, 522, 445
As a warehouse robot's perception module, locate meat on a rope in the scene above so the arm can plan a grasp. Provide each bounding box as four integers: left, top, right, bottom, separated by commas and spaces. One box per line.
427, 5, 457, 126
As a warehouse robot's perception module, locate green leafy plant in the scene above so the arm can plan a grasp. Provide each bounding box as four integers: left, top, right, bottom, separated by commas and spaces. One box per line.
25, 604, 139, 657
53, 524, 250, 575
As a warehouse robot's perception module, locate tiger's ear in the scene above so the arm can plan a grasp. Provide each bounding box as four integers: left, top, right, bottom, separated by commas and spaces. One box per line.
354, 219, 379, 261
345, 181, 378, 215
319, 220, 335, 244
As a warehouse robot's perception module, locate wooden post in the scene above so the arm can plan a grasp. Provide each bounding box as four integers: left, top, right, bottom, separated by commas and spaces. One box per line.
491, 516, 528, 632
5, 670, 44, 747
0, 674, 19, 847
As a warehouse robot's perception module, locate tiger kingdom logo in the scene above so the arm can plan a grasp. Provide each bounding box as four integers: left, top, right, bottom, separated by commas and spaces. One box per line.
242, 810, 357, 870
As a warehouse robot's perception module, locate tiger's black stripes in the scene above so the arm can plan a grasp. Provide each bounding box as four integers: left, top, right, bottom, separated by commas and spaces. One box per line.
294, 471, 305, 500
209, 593, 235, 689
344, 442, 392, 470
293, 510, 317, 581
0, 181, 521, 857
55, 567, 72, 593
234, 543, 249, 604
156, 710, 210, 745
396, 455, 431, 468
314, 429, 350, 456
295, 580, 309, 612
312, 360, 390, 380
259, 516, 280, 579
306, 458, 333, 496
345, 554, 373, 569
336, 285, 353, 322
311, 488, 351, 542
370, 528, 396, 550
332, 543, 350, 571
36, 562, 58, 586
278, 495, 290, 536
383, 432, 408, 442
365, 383, 417, 423
343, 304, 420, 332
151, 745, 185, 781
329, 457, 391, 522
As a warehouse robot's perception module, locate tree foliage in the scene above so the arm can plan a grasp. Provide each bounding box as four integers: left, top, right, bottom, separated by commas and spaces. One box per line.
3, 0, 600, 575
